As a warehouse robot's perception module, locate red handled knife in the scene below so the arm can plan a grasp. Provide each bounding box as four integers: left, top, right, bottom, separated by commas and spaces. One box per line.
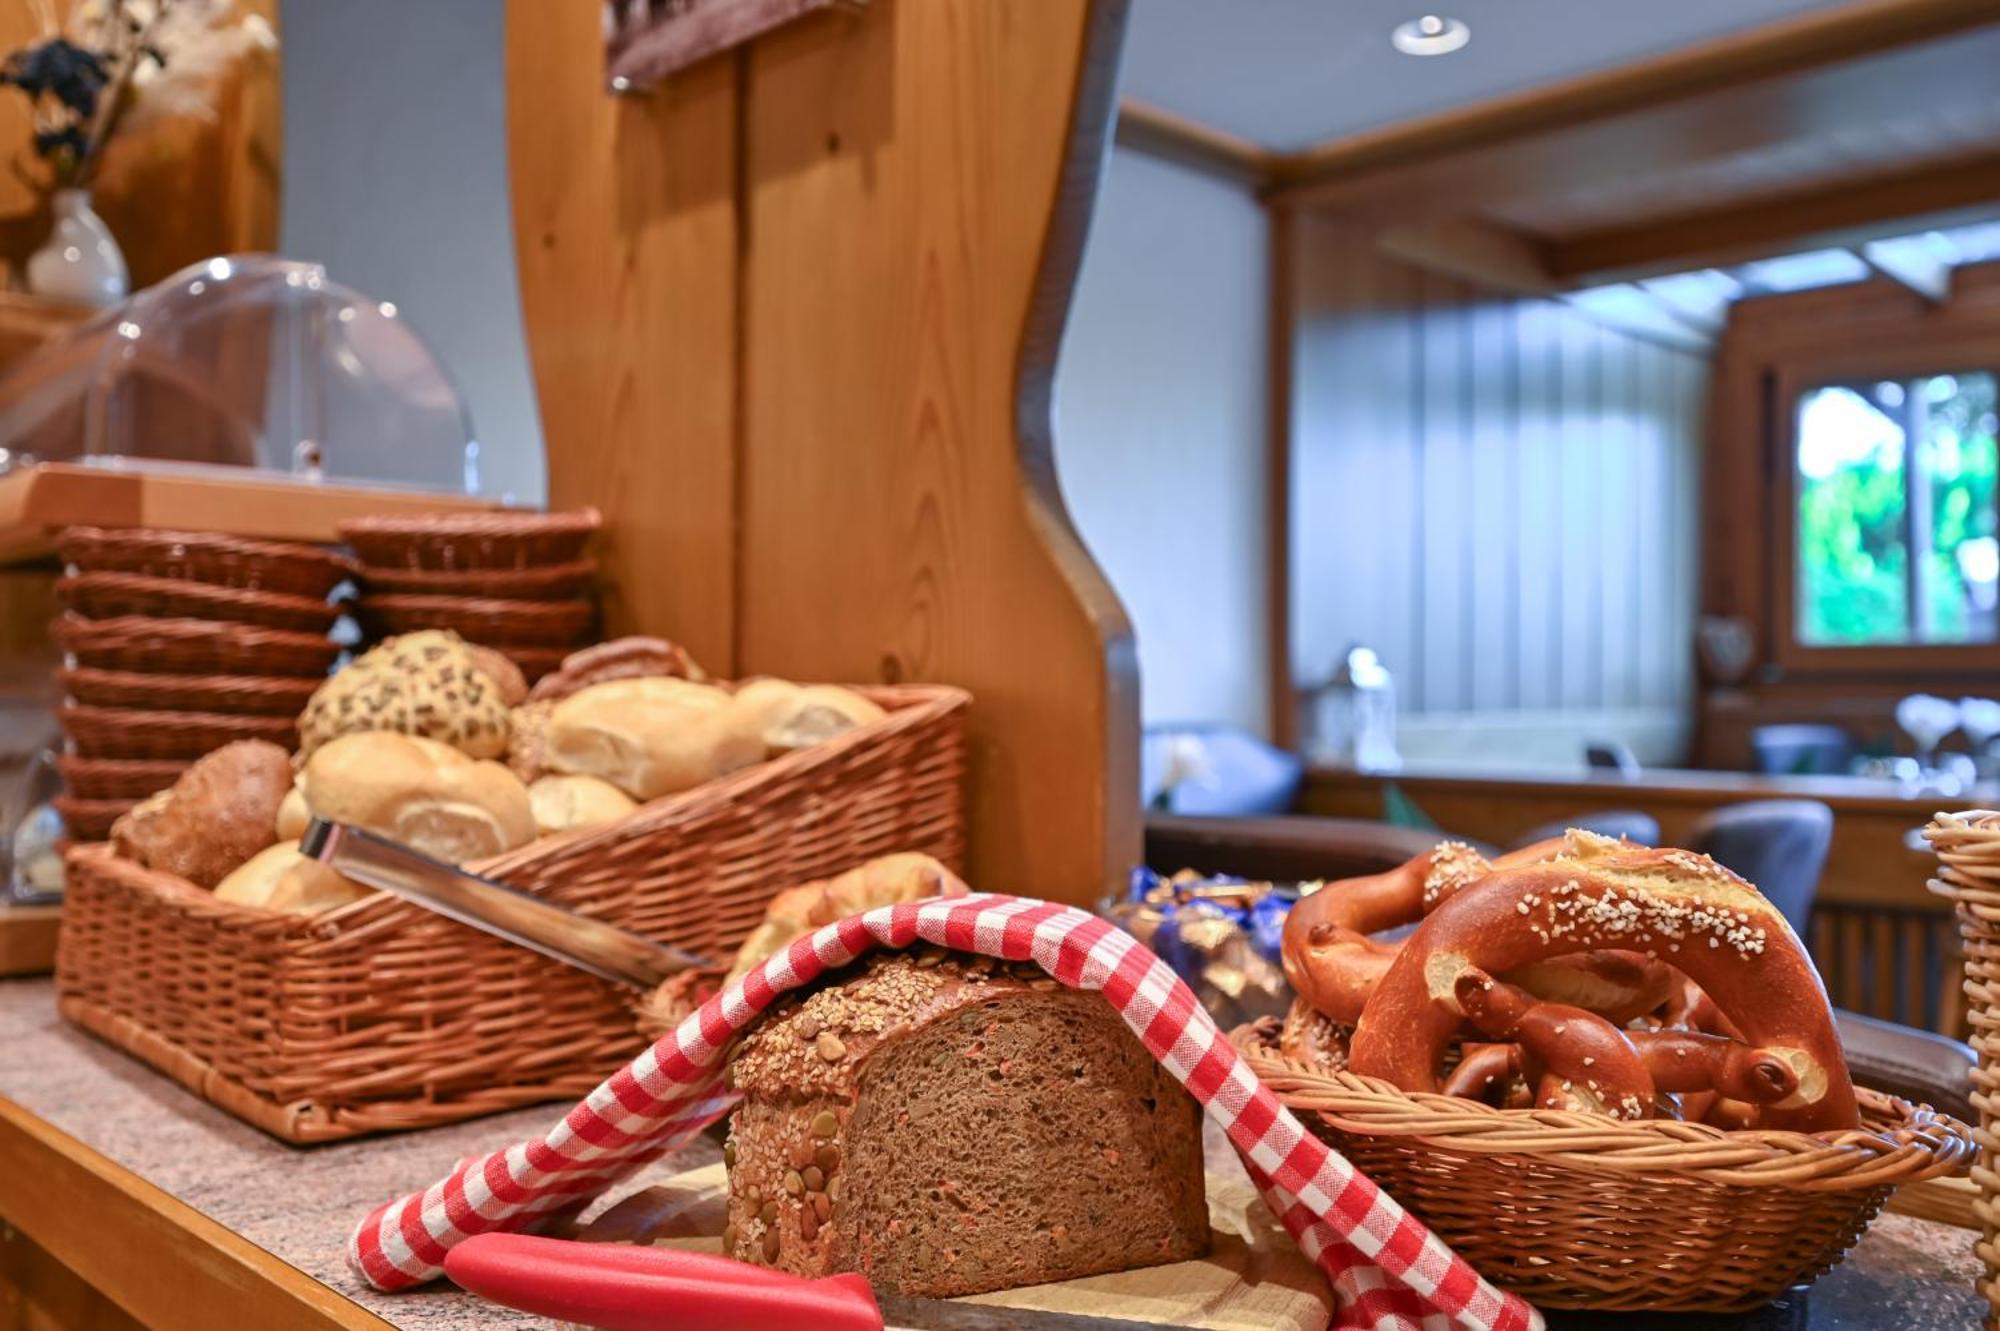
445, 1233, 1209, 1331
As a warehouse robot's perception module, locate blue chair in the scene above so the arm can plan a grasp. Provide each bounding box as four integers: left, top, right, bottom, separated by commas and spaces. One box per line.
1141, 725, 1303, 817
1509, 811, 1660, 850
1687, 798, 1833, 936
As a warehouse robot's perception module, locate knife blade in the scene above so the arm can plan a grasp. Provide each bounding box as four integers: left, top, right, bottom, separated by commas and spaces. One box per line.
300, 819, 712, 988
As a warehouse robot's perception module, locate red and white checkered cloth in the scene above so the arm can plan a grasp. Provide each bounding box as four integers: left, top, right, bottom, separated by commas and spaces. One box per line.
350, 894, 1542, 1331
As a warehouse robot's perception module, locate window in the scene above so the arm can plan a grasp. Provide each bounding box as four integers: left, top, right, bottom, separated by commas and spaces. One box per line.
1794, 371, 1999, 646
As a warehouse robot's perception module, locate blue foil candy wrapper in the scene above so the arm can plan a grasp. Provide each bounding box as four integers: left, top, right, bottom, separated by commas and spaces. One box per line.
1105, 867, 1296, 1026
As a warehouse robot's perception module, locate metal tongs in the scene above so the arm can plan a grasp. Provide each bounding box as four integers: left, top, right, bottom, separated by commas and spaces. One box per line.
299, 818, 714, 987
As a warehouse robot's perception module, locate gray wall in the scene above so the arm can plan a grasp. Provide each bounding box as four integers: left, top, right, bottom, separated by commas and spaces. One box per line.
1056, 148, 1270, 735
280, 0, 545, 504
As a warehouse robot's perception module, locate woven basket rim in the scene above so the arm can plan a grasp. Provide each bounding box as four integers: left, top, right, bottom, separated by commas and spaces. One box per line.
63, 681, 974, 933
59, 570, 342, 613
59, 525, 354, 571
339, 507, 602, 541
58, 665, 323, 696
354, 559, 598, 593
51, 611, 340, 652
1232, 1025, 1972, 1189
357, 592, 592, 619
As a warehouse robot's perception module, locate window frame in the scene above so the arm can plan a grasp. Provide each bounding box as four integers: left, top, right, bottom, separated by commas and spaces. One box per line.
1770, 340, 2000, 675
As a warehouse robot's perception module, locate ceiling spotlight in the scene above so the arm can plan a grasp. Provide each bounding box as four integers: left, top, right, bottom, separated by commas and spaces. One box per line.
1392, 14, 1470, 56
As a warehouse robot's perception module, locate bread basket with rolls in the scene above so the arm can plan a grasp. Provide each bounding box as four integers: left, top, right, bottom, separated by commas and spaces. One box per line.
56, 630, 970, 1144
1232, 829, 1973, 1313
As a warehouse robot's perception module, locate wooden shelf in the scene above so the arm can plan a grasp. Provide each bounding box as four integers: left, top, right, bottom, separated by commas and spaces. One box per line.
0, 903, 58, 977
0, 463, 497, 565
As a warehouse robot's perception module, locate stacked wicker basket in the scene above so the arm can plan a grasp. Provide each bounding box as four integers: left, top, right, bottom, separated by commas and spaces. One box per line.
343, 508, 601, 684
50, 527, 348, 841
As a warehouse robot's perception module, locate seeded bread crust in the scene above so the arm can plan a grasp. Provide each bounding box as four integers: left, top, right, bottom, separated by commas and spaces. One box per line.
722, 949, 1209, 1297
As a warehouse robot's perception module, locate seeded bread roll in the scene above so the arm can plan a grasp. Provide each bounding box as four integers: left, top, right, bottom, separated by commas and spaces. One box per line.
298, 731, 535, 863
297, 630, 511, 760
722, 950, 1209, 1297
110, 740, 292, 887
543, 677, 763, 801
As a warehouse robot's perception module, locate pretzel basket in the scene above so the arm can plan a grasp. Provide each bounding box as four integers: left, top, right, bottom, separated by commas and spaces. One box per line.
1926, 810, 2000, 1327
1233, 1025, 1971, 1313
56, 684, 969, 1144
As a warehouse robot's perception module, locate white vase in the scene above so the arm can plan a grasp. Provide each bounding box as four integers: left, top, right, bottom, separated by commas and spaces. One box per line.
26, 188, 128, 308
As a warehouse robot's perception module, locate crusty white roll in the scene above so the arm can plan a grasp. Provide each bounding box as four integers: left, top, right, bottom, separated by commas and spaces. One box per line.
543, 677, 763, 801
528, 773, 637, 837
298, 731, 536, 864
274, 782, 309, 841
214, 841, 372, 914
731, 678, 886, 754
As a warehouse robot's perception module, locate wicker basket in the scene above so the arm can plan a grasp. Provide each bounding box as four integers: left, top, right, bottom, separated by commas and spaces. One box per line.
1926, 811, 2000, 1327
52, 794, 132, 841
52, 613, 342, 677
355, 559, 597, 600
56, 684, 969, 1143
58, 703, 297, 759
57, 526, 353, 599
356, 593, 593, 647
57, 667, 321, 717
340, 508, 600, 571
55, 756, 189, 801
58, 572, 345, 633
1233, 1025, 1971, 1313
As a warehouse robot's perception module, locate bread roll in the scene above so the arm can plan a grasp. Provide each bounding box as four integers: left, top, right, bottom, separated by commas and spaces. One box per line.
274, 782, 309, 841
506, 699, 555, 782
299, 731, 535, 863
465, 643, 530, 707
543, 677, 763, 800
724, 852, 967, 985
732, 679, 886, 753
528, 773, 637, 837
110, 740, 292, 887
527, 635, 707, 702
214, 841, 372, 914
297, 630, 511, 760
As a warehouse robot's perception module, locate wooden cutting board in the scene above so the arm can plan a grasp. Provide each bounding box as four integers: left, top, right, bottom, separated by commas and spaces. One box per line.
565, 1161, 1333, 1331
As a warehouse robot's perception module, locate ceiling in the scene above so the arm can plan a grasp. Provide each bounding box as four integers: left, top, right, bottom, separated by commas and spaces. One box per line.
1119, 0, 1858, 152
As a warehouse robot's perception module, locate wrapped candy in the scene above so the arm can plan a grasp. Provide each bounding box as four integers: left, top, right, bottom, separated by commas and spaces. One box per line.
1106, 868, 1298, 1028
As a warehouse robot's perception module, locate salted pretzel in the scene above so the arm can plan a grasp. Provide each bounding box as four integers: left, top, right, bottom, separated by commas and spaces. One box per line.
1280, 835, 1673, 1027
1347, 833, 1859, 1130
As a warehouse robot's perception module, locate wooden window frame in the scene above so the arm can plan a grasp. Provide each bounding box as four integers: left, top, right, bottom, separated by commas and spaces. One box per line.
1769, 335, 2000, 676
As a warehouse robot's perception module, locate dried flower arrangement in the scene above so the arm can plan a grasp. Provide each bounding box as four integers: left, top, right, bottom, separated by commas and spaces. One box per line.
0, 0, 275, 191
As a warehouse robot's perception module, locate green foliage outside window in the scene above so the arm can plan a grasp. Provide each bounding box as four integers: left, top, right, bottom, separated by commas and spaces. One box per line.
1796, 373, 1998, 646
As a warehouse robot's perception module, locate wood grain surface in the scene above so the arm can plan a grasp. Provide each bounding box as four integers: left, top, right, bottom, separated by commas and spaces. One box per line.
0, 1098, 390, 1331
509, 0, 1140, 905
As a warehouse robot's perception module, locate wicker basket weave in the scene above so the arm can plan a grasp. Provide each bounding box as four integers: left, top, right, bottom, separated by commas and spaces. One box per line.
52, 613, 341, 677
1233, 1025, 1971, 1313
355, 559, 597, 600
1926, 810, 2000, 1328
57, 526, 353, 599
55, 756, 190, 801
340, 508, 600, 571
58, 667, 321, 717
56, 684, 969, 1144
58, 703, 296, 759
356, 593, 593, 647
58, 572, 344, 633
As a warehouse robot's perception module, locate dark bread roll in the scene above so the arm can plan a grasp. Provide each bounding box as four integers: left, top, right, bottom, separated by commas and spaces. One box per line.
110, 739, 292, 887
722, 949, 1209, 1297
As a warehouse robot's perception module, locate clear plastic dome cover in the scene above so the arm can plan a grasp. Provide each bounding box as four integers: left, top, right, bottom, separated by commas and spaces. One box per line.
0, 254, 481, 494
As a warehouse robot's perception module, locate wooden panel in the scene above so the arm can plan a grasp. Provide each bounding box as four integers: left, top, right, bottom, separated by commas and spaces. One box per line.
1, 1222, 147, 1331
735, 0, 1136, 903
1114, 98, 1269, 189
507, 2, 740, 672
1285, 229, 1710, 747
0, 1099, 386, 1331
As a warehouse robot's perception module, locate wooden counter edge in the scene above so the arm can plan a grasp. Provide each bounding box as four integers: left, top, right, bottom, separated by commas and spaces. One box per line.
0, 905, 59, 977
0, 1095, 394, 1331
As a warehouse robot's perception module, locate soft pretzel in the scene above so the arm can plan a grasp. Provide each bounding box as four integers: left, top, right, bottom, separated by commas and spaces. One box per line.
1280, 836, 1673, 1025
1347, 834, 1858, 1130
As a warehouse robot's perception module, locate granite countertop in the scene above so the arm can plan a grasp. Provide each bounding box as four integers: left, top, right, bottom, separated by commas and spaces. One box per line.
0, 975, 1990, 1329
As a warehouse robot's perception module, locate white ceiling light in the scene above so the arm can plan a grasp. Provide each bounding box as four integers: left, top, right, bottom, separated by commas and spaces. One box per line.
1391, 15, 1471, 56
